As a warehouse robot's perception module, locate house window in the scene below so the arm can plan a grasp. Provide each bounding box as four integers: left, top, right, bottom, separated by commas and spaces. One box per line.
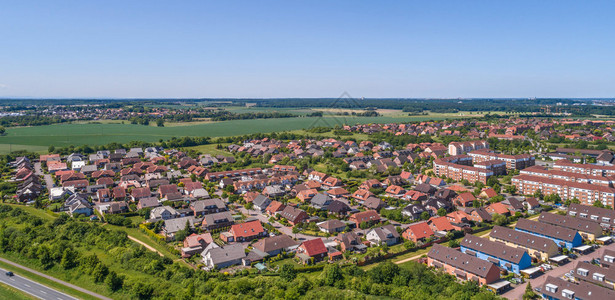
577, 268, 588, 276
591, 215, 599, 221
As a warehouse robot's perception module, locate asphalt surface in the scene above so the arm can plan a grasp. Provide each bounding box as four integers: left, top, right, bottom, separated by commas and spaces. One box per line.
0, 267, 77, 300
0, 257, 112, 300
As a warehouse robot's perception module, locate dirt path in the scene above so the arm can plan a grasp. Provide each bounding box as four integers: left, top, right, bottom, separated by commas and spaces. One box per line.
127, 236, 164, 257
394, 253, 425, 265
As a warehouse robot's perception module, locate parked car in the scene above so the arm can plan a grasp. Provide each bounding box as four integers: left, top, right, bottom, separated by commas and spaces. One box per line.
568, 253, 577, 259
534, 287, 542, 293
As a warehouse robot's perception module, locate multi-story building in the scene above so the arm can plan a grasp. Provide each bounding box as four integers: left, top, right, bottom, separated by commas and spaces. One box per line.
511, 175, 615, 208
521, 166, 614, 187
433, 158, 493, 185
460, 235, 532, 274
489, 226, 559, 261
568, 203, 615, 231
448, 140, 489, 156
553, 160, 615, 177
427, 244, 501, 286
468, 149, 535, 170
515, 218, 583, 251
474, 159, 507, 176
538, 212, 603, 242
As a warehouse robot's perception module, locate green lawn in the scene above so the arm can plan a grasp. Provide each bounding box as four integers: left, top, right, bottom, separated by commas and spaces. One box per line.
0, 282, 36, 300
0, 112, 487, 154
184, 143, 233, 156
6, 204, 59, 221
103, 224, 178, 259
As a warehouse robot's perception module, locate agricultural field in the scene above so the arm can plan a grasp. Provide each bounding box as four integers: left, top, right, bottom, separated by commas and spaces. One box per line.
0, 111, 487, 154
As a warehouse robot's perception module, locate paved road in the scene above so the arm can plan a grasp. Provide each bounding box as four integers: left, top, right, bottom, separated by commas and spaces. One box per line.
0, 257, 112, 300
34, 162, 54, 192
502, 242, 615, 300
0, 267, 77, 300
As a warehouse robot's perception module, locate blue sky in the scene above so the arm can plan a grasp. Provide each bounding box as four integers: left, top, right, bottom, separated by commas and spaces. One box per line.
1, 1, 614, 98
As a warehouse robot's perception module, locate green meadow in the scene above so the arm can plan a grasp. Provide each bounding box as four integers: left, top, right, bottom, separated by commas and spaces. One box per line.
0, 112, 485, 154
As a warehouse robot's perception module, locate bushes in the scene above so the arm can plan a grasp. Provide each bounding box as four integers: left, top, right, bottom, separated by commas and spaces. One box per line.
0, 204, 500, 299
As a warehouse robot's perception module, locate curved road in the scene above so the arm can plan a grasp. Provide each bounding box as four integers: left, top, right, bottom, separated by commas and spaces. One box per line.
0, 257, 111, 300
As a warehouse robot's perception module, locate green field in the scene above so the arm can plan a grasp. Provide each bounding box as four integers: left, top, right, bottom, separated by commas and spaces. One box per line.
0, 112, 485, 154
0, 282, 35, 300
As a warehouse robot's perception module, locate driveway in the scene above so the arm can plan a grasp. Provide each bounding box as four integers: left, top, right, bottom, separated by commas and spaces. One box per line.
502, 242, 615, 299
34, 162, 54, 191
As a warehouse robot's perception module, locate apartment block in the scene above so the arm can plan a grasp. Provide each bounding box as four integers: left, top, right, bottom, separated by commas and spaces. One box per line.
511, 175, 615, 209
468, 149, 535, 170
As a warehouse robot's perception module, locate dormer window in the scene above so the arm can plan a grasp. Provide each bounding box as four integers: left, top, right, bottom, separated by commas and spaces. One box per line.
577, 268, 588, 276
561, 289, 574, 299
545, 284, 558, 293
593, 273, 605, 282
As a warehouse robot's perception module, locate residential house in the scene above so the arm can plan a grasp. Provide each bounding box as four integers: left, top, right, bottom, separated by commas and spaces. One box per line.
253, 195, 272, 212
280, 206, 308, 225
366, 225, 400, 246
228, 220, 266, 242
403, 222, 435, 243
317, 219, 347, 234
181, 233, 213, 258
150, 206, 180, 220
349, 210, 381, 228
252, 235, 299, 256
202, 212, 234, 231
336, 232, 365, 252
296, 238, 328, 264
460, 235, 532, 274
515, 218, 583, 250
201, 243, 246, 269
427, 244, 500, 286
489, 226, 559, 261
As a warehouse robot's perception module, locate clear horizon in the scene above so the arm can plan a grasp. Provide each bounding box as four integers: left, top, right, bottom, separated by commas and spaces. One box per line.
1, 1, 614, 99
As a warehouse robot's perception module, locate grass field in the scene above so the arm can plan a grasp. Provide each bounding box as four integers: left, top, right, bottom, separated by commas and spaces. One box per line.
0, 112, 487, 154
0, 282, 36, 300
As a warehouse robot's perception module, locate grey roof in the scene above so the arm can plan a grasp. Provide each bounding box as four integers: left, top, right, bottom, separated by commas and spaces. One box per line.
538, 212, 602, 234
164, 216, 195, 234
192, 199, 226, 212
573, 261, 615, 285
516, 218, 580, 243
568, 203, 615, 226
327, 200, 350, 213
318, 219, 346, 230
541, 276, 615, 300
202, 243, 245, 265
490, 225, 557, 252
253, 195, 271, 208
150, 206, 179, 219
461, 235, 528, 264
368, 225, 399, 241
311, 193, 333, 208
252, 235, 299, 253
428, 244, 498, 278
139, 197, 161, 208
203, 212, 233, 226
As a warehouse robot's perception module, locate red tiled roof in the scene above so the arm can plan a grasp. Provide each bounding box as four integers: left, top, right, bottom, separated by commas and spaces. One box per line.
300, 238, 327, 257
230, 220, 264, 239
